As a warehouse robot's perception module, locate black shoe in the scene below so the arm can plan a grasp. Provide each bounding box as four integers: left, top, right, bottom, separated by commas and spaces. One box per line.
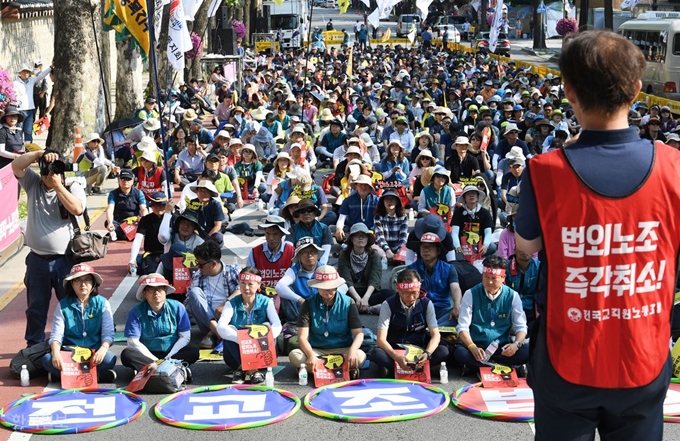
92, 187, 107, 195
98, 369, 117, 383
376, 366, 389, 378
232, 369, 245, 384
250, 371, 265, 385
460, 364, 471, 377
516, 364, 527, 378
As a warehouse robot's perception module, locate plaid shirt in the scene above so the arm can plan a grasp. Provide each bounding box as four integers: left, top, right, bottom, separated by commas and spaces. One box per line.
191, 263, 242, 309
373, 214, 408, 253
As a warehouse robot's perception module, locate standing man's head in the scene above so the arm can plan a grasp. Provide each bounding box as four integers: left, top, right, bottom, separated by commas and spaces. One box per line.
559, 31, 644, 121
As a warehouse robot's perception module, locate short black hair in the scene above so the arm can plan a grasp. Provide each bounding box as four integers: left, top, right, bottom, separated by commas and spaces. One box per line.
193, 240, 222, 262
483, 254, 507, 270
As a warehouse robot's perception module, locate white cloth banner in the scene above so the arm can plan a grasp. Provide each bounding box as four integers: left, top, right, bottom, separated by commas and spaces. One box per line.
367, 8, 380, 29
167, 0, 192, 72
207, 0, 221, 17
416, 0, 433, 22
488, 0, 504, 54
377, 0, 393, 19
182, 0, 204, 20
154, 0, 164, 43
360, 0, 370, 7
408, 28, 417, 43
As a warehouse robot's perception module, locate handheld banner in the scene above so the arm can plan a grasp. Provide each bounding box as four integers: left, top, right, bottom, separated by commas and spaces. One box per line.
479, 366, 520, 388
394, 346, 431, 383
665, 380, 680, 422
60, 347, 97, 389
125, 361, 158, 392
120, 216, 140, 241
304, 379, 449, 423
0, 388, 146, 434
314, 354, 349, 387
154, 385, 300, 430
173, 252, 197, 294
238, 325, 277, 370
451, 380, 534, 421
394, 244, 408, 262
0, 165, 20, 253
429, 204, 452, 233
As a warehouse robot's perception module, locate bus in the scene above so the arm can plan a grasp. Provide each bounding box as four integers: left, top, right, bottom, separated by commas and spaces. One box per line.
618, 12, 680, 100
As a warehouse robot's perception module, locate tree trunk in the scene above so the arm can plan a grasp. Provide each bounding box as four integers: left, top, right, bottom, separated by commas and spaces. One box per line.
115, 37, 144, 120
188, 0, 210, 81
578, 0, 589, 31
604, 0, 613, 30
52, 0, 104, 159
243, 0, 252, 42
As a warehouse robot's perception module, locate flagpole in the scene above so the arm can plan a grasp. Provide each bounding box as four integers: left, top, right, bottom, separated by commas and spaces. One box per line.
301, 0, 316, 126
145, 0, 172, 198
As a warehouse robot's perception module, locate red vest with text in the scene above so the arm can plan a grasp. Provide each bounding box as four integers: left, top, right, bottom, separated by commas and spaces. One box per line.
252, 243, 295, 288
137, 167, 163, 200
531, 145, 680, 388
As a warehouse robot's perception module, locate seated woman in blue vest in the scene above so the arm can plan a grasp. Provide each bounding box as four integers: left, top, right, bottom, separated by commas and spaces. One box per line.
42, 264, 117, 383
416, 166, 455, 224
276, 237, 325, 322
158, 204, 204, 283
121, 274, 199, 373
454, 255, 529, 375
378, 139, 410, 187
215, 267, 282, 384
289, 199, 333, 265
288, 265, 365, 378
370, 269, 449, 378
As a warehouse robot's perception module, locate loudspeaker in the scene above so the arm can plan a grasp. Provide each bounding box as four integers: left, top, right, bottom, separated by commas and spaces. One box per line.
255, 16, 270, 33
261, 4, 271, 18
216, 5, 229, 29
211, 28, 236, 55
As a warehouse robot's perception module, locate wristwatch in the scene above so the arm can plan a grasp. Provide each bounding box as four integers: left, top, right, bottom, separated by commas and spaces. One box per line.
515, 341, 523, 349
423, 350, 432, 360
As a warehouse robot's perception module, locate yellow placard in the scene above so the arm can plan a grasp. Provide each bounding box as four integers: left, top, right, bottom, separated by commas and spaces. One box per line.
255, 41, 280, 53
322, 30, 344, 44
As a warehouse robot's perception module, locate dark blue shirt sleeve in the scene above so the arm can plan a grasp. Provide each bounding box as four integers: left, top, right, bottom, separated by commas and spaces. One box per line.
448, 264, 459, 285
514, 163, 541, 241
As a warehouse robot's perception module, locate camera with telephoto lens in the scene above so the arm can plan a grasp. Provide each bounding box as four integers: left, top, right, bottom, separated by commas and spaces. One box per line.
39, 149, 66, 176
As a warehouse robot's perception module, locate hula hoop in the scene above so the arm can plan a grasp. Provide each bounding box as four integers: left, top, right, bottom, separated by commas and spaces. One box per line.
303, 378, 450, 423
154, 384, 300, 430
0, 388, 146, 434
451, 382, 534, 422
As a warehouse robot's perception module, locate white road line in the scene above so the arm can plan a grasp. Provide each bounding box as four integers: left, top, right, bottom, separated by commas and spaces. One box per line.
223, 233, 265, 260
529, 422, 536, 434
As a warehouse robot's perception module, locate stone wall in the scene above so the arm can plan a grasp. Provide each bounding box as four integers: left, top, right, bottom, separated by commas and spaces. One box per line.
0, 16, 55, 74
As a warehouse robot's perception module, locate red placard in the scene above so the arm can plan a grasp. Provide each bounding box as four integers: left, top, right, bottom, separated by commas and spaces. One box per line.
313, 354, 349, 387
479, 366, 520, 388
173, 254, 196, 294
480, 127, 491, 151
237, 324, 277, 370
120, 216, 140, 241
394, 244, 408, 262
60, 347, 98, 389
429, 204, 452, 233
125, 361, 158, 392
394, 347, 431, 383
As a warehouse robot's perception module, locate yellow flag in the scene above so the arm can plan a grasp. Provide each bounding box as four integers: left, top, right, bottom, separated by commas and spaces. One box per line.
346, 49, 353, 77
381, 29, 391, 42
339, 0, 349, 14
273, 0, 283, 5
112, 0, 150, 56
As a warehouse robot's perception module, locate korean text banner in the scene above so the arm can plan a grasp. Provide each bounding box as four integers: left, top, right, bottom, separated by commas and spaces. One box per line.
111, 0, 151, 55
0, 165, 20, 253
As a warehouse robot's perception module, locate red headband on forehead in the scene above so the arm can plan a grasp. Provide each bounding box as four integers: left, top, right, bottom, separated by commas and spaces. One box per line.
483, 266, 505, 276
239, 273, 262, 283
396, 281, 421, 290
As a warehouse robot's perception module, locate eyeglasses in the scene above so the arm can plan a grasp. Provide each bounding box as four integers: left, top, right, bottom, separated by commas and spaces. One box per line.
73, 278, 93, 285
196, 260, 215, 269
298, 208, 316, 214
507, 131, 519, 135
143, 286, 165, 293
442, 121, 451, 125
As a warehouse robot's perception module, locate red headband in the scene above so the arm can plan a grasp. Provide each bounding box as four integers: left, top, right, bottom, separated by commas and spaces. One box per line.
483, 267, 505, 276
396, 281, 421, 290
239, 273, 262, 283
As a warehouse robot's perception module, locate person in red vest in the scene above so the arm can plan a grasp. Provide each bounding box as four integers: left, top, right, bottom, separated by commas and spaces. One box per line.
246, 215, 294, 298
515, 31, 680, 441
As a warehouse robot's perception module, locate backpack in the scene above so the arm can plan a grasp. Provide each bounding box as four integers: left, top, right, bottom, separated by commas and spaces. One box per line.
9, 341, 51, 378
142, 359, 189, 394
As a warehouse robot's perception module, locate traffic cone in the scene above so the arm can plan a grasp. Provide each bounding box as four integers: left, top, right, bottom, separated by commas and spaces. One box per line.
73, 127, 83, 172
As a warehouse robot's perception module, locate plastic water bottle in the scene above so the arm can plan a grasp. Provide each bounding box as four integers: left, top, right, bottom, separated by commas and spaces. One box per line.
381, 256, 388, 270
484, 340, 500, 362
109, 230, 117, 242
256, 199, 264, 211
298, 364, 308, 386
20, 365, 30, 387
265, 367, 274, 387
129, 266, 137, 277
440, 362, 449, 384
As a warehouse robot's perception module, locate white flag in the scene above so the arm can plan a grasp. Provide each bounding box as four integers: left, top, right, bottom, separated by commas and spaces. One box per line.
167, 0, 192, 72
360, 0, 370, 6
416, 0, 433, 22
207, 0, 221, 17
620, 0, 641, 9
367, 8, 380, 29
408, 28, 417, 43
377, 0, 393, 19
154, 0, 164, 43
488, 0, 504, 54
183, 0, 204, 20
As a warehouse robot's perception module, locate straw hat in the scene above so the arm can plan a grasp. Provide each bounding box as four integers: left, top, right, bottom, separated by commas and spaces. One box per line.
351, 174, 375, 191
143, 118, 161, 131
135, 273, 175, 301
183, 109, 198, 121
307, 265, 346, 290
319, 108, 334, 122
85, 132, 105, 144
63, 264, 103, 288
251, 106, 272, 121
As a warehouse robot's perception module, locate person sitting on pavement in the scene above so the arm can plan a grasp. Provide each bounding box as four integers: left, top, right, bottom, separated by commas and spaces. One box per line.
454, 255, 529, 375
275, 171, 336, 225
234, 144, 266, 200
446, 136, 481, 183
128, 192, 168, 276
105, 168, 147, 241
373, 190, 409, 262
276, 237, 326, 322
187, 240, 241, 349
76, 132, 120, 195
132, 147, 168, 202
121, 273, 199, 372
378, 139, 410, 186
289, 198, 333, 264
158, 203, 204, 281
215, 267, 282, 384
246, 215, 295, 294
370, 269, 449, 378
42, 264, 117, 383
336, 174, 380, 242
409, 131, 438, 165
216, 148, 244, 212
493, 123, 530, 170
408, 232, 462, 327
497, 185, 520, 259
452, 185, 496, 258
338, 223, 384, 314
417, 165, 455, 224
188, 180, 225, 246
280, 194, 301, 231
317, 118, 346, 167
505, 246, 540, 332
288, 265, 365, 379
175, 135, 206, 189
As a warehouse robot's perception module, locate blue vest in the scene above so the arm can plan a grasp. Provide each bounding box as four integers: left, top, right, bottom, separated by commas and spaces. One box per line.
229, 294, 270, 328
421, 184, 453, 210
291, 263, 319, 300
410, 259, 453, 309
468, 284, 515, 348
385, 295, 431, 348
292, 220, 327, 247
134, 299, 181, 353
505, 257, 540, 311
60, 295, 106, 349
307, 292, 354, 348
111, 187, 143, 221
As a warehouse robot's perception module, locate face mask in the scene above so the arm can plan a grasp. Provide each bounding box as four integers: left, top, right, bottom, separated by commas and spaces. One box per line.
235, 115, 243, 123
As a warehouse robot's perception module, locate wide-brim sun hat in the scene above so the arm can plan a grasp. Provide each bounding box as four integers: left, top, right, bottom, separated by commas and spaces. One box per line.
348, 222, 375, 247
307, 265, 346, 290
143, 118, 161, 131
259, 214, 290, 235
351, 173, 375, 190
135, 273, 175, 301
190, 180, 219, 197
63, 263, 103, 288
84, 132, 105, 144
457, 184, 487, 205
293, 236, 323, 264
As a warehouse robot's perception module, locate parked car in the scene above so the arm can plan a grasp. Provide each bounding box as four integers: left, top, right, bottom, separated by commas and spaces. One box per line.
313, 0, 336, 7
397, 14, 421, 37
472, 32, 511, 56
434, 24, 461, 43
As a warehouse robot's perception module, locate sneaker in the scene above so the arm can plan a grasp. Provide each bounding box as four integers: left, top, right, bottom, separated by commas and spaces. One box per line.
516, 364, 528, 378
182, 366, 193, 384
92, 187, 107, 195
200, 333, 216, 349
232, 369, 245, 384
460, 364, 471, 377
250, 371, 265, 385
349, 368, 360, 380
98, 369, 117, 383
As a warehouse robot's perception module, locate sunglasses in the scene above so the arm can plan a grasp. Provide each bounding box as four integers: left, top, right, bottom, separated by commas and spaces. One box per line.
196, 260, 215, 269
119, 176, 133, 181
298, 208, 316, 214
649, 122, 660, 126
